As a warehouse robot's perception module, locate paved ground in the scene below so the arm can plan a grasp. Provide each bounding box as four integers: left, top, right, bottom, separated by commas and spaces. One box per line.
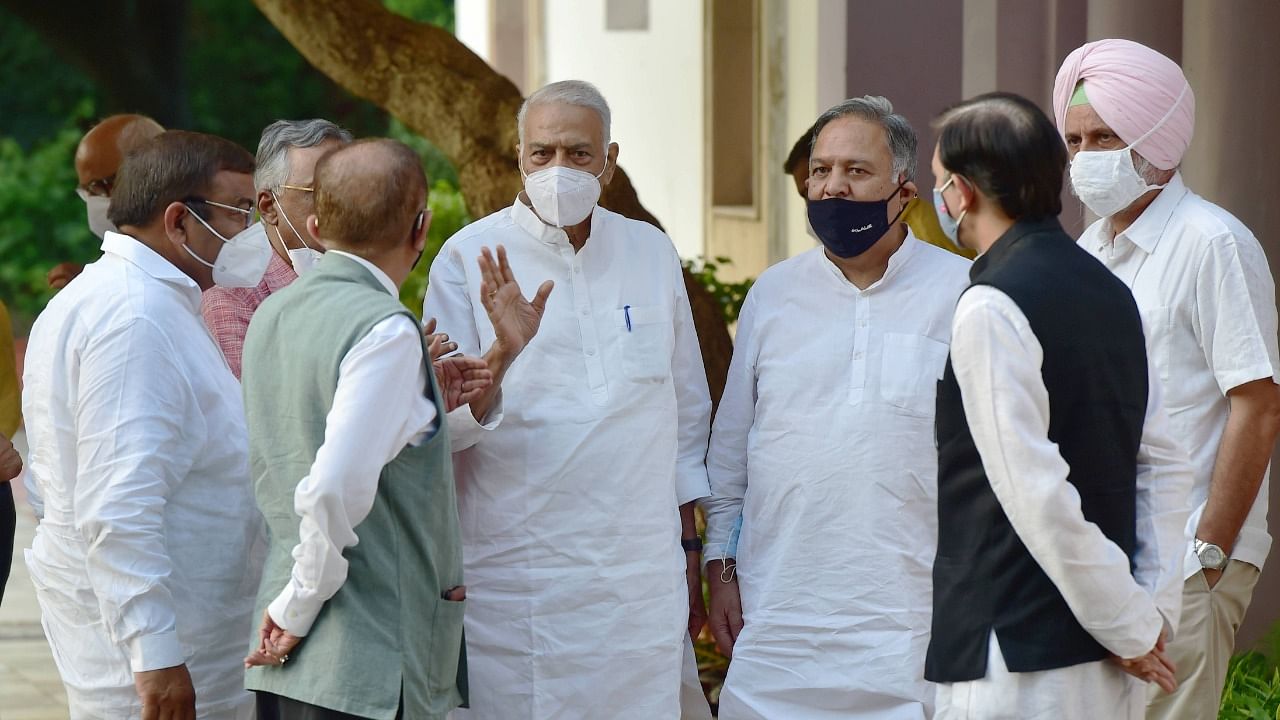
0, 430, 69, 719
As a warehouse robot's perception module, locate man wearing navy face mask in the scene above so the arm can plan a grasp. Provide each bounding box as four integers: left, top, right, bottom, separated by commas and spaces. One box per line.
701, 96, 970, 718
23, 130, 268, 719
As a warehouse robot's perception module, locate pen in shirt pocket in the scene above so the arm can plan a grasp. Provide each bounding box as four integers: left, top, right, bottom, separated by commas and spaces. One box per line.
624, 304, 632, 332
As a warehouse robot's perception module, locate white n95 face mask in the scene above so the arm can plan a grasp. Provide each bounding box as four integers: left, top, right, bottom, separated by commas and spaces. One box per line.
521, 162, 607, 227
270, 191, 322, 276
1069, 83, 1189, 218
182, 206, 272, 288
77, 190, 117, 239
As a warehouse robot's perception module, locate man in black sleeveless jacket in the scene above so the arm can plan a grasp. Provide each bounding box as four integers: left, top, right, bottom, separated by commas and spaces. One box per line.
923, 92, 1193, 719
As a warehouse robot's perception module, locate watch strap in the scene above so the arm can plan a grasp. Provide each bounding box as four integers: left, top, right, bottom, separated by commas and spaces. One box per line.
681, 537, 703, 553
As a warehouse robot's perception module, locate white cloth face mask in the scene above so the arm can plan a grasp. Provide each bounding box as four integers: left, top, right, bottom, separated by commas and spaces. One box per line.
1068, 83, 1189, 218
77, 190, 117, 239
182, 205, 273, 288
521, 162, 607, 227
270, 191, 322, 276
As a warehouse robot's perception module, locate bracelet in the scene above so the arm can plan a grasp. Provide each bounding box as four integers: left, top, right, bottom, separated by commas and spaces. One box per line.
681, 537, 703, 553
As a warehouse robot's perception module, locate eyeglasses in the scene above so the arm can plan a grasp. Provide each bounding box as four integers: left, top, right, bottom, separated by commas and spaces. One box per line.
77, 176, 115, 198
279, 184, 314, 193
183, 196, 258, 230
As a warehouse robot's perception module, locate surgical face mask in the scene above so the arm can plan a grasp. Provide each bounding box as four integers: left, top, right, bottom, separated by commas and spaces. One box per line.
77, 189, 116, 239
806, 181, 907, 258
933, 176, 967, 244
270, 191, 322, 276
1068, 83, 1189, 218
521, 161, 607, 227
182, 204, 272, 288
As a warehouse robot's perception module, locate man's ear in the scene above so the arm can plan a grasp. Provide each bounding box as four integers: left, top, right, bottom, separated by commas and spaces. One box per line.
306, 214, 322, 246
257, 189, 279, 226
415, 210, 433, 252
600, 142, 620, 186
900, 179, 918, 202
161, 202, 189, 251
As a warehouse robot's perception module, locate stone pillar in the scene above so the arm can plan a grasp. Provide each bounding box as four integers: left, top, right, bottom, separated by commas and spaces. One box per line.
1086, 0, 1183, 62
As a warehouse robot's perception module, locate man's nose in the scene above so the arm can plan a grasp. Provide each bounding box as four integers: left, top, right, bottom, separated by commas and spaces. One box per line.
823, 172, 852, 199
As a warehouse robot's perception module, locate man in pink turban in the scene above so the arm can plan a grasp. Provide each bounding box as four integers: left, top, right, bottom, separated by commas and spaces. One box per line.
1055, 38, 1280, 720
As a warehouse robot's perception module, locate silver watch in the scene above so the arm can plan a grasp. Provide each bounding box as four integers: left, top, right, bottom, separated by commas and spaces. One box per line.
1194, 539, 1229, 571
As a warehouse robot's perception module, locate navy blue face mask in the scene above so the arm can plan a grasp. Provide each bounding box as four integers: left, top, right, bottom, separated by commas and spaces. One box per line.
807, 181, 908, 258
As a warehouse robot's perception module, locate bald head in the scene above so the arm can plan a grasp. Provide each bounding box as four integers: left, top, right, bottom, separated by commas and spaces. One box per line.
313, 139, 427, 254
75, 114, 165, 192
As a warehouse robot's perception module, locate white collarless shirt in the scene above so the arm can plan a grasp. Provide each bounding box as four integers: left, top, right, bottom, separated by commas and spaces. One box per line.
22, 232, 262, 718
1080, 173, 1279, 577
702, 236, 972, 718
423, 199, 712, 719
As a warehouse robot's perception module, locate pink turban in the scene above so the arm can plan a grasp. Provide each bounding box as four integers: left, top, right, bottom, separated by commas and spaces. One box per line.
1052, 39, 1195, 170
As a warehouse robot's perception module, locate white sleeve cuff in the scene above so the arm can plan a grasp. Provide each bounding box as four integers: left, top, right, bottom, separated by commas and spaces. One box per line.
128, 630, 185, 673
675, 471, 711, 506
447, 393, 504, 453
267, 582, 321, 638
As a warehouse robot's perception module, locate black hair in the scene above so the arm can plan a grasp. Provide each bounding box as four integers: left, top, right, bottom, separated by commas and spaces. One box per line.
934, 92, 1065, 221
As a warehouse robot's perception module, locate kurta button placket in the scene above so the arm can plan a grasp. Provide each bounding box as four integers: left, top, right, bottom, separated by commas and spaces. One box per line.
559, 240, 608, 402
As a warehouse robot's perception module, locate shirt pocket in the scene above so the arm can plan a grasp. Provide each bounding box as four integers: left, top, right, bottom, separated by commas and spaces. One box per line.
618, 304, 674, 384
879, 333, 949, 417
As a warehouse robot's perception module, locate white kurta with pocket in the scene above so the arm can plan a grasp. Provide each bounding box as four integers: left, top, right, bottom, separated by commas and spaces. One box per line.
424, 200, 713, 720
703, 237, 971, 719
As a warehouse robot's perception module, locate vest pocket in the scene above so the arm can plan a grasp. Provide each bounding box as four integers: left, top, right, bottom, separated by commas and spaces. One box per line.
427, 596, 466, 696
880, 333, 949, 417
618, 305, 674, 383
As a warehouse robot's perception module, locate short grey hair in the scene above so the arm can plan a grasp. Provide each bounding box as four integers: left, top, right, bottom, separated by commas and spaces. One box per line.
517, 80, 612, 148
810, 96, 917, 182
254, 119, 354, 191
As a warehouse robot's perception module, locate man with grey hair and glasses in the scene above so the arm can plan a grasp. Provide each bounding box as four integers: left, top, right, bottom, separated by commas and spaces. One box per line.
202, 118, 352, 378
701, 96, 971, 718
423, 79, 713, 719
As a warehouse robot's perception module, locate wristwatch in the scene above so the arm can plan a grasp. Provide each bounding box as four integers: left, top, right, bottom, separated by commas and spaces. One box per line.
681, 537, 703, 553
1194, 539, 1229, 571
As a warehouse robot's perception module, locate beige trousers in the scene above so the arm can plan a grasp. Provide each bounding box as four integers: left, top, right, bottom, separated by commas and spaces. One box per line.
1145, 560, 1260, 720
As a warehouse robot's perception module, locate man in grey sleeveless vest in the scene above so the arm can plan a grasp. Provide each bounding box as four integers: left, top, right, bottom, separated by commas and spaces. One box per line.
241, 139, 488, 719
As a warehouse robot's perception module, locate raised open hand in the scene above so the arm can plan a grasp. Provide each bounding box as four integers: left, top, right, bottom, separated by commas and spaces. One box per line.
478, 245, 554, 362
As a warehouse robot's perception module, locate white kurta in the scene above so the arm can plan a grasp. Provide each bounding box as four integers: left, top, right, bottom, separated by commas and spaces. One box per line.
702, 237, 971, 719
935, 285, 1192, 719
21, 232, 262, 719
424, 200, 713, 720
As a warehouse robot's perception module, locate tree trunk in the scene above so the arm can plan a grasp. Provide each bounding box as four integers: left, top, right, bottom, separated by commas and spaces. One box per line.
251, 0, 733, 407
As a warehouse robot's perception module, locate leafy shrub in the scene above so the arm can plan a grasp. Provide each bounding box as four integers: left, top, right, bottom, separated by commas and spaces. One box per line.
399, 178, 472, 316
1221, 624, 1280, 719
683, 256, 753, 325
0, 101, 98, 329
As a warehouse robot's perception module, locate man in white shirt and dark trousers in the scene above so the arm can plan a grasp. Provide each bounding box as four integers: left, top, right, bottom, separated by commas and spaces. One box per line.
240, 139, 498, 720
701, 96, 970, 719
925, 92, 1193, 719
423, 80, 714, 719
23, 130, 271, 719
1054, 39, 1280, 719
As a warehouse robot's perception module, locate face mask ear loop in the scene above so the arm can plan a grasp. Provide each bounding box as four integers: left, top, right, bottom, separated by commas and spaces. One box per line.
272, 190, 313, 251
